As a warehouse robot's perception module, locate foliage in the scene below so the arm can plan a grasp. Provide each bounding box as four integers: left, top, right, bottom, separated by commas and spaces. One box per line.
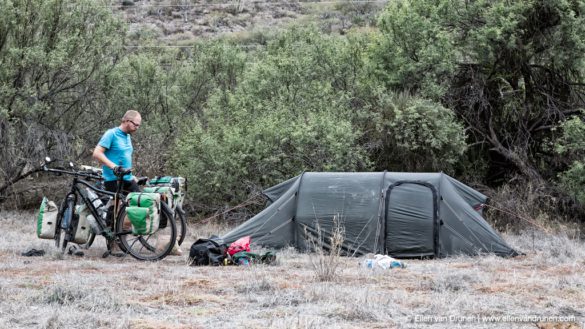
177, 41, 248, 128
373, 0, 457, 99
555, 113, 585, 205
365, 92, 467, 172
171, 27, 371, 212
0, 0, 125, 197
374, 0, 585, 186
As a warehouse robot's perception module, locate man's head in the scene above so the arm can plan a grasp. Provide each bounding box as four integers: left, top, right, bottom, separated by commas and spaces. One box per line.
121, 110, 142, 134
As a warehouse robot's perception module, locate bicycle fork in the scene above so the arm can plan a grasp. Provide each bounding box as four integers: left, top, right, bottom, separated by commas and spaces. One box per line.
56, 194, 76, 251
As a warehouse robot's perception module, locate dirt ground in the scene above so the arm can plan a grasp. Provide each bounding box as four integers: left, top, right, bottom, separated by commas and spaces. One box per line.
1, 210, 584, 329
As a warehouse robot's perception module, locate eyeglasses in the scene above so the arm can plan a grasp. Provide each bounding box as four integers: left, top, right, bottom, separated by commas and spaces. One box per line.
127, 120, 140, 128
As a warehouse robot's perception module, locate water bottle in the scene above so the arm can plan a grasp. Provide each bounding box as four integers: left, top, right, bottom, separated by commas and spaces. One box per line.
86, 188, 105, 217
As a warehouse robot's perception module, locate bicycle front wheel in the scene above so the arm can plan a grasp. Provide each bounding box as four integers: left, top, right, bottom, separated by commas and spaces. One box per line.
55, 197, 75, 253
116, 202, 176, 261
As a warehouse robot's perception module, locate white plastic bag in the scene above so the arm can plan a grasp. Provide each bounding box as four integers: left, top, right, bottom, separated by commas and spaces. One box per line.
363, 254, 406, 269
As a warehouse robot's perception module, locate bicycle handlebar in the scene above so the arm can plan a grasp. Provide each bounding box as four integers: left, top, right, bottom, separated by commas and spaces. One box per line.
41, 158, 132, 181
41, 163, 102, 180
42, 166, 103, 181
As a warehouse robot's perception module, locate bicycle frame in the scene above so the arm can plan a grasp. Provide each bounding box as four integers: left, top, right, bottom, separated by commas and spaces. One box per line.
46, 167, 124, 241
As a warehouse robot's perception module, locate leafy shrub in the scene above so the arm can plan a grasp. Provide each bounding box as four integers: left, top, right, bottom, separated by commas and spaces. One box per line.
170, 27, 371, 214
0, 0, 125, 202
372, 0, 585, 193
555, 114, 585, 205
171, 98, 368, 213
362, 92, 467, 172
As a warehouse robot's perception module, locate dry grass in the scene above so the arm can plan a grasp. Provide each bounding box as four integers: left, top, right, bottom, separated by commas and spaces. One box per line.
305, 215, 345, 282
1, 210, 584, 328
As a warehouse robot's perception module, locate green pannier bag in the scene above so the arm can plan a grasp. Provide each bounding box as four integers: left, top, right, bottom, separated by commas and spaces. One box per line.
143, 186, 175, 210
125, 192, 161, 235
149, 176, 186, 208
37, 197, 58, 239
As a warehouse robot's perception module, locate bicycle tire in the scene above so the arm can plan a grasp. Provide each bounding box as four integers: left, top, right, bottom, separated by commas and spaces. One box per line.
116, 201, 177, 261
175, 206, 187, 246
55, 197, 75, 253
53, 201, 64, 248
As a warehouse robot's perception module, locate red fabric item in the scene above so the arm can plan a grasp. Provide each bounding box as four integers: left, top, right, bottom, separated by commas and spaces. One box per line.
227, 236, 251, 256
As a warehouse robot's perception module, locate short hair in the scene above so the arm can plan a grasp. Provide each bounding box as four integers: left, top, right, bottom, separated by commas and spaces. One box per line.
122, 110, 141, 121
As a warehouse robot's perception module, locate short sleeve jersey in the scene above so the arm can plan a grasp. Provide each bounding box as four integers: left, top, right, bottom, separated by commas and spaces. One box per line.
98, 127, 133, 181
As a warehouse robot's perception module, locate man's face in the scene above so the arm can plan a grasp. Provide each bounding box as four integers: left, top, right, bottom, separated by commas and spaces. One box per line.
125, 116, 142, 134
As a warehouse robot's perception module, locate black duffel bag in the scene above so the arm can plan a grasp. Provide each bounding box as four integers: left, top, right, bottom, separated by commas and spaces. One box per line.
188, 235, 227, 266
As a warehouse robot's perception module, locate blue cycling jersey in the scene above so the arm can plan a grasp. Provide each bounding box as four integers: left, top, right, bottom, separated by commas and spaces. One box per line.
98, 127, 133, 182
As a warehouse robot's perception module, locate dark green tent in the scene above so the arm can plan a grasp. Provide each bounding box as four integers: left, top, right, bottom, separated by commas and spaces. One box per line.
222, 172, 517, 257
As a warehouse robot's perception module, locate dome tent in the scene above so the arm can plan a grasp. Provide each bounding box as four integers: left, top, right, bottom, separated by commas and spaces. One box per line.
222, 172, 517, 258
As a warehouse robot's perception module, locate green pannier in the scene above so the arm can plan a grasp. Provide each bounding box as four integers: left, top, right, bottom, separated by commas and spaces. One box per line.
125, 192, 161, 235
143, 186, 175, 210
37, 197, 58, 239
149, 176, 186, 208
73, 204, 92, 244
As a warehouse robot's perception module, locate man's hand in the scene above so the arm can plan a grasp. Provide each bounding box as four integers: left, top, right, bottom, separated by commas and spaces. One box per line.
113, 166, 128, 176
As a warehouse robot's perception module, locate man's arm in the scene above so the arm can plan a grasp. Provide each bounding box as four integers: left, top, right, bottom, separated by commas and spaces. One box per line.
93, 146, 116, 170
93, 145, 137, 181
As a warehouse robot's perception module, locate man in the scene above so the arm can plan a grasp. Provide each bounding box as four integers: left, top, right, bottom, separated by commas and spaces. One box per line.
92, 111, 183, 256
91, 110, 141, 257
93, 110, 142, 193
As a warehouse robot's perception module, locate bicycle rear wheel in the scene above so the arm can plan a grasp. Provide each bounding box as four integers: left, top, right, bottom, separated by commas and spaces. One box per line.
116, 202, 176, 261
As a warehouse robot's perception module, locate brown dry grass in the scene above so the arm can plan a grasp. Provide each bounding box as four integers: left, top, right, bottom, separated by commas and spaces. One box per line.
1, 210, 584, 328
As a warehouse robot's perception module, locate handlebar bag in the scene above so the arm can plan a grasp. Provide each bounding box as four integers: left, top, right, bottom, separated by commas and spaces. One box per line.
37, 197, 58, 239
125, 192, 161, 235
72, 204, 92, 244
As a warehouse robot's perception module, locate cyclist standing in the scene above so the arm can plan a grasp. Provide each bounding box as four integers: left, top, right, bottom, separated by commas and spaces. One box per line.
91, 110, 183, 257
92, 110, 142, 193
91, 110, 142, 256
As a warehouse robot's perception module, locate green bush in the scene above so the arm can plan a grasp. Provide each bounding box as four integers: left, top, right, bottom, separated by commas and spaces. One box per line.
365, 92, 467, 172
372, 0, 457, 99
171, 27, 371, 213
555, 114, 585, 204
0, 0, 125, 198
372, 0, 585, 190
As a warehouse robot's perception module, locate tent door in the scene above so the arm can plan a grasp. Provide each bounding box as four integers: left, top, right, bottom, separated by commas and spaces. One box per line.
384, 181, 438, 258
